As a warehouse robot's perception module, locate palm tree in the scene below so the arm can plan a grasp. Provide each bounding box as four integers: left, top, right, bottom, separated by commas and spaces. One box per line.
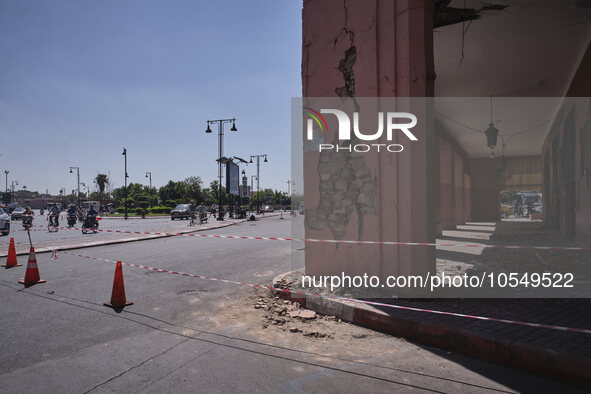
95, 173, 109, 207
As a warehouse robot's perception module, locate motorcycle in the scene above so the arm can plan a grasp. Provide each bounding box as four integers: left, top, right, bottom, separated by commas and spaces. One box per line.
22, 214, 33, 230
81, 215, 100, 234
47, 214, 59, 232
67, 212, 77, 227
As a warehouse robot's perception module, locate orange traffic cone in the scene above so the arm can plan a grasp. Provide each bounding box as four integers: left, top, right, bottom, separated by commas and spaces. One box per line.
2, 237, 22, 268
104, 261, 133, 309
19, 247, 46, 286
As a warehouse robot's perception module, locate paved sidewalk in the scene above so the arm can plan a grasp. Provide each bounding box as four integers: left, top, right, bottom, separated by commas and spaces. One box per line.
273, 220, 591, 389
273, 271, 591, 389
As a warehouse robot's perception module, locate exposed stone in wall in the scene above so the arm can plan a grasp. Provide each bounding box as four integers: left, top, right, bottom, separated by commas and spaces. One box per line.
305, 0, 377, 241
305, 150, 377, 240
335, 46, 356, 98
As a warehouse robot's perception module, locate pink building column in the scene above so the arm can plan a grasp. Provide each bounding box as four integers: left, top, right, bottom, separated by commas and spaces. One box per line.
464, 173, 471, 222
455, 154, 465, 226
440, 139, 456, 230
470, 158, 501, 222
302, 0, 437, 279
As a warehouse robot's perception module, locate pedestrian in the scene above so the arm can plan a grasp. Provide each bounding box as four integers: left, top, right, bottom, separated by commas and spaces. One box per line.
198, 202, 206, 223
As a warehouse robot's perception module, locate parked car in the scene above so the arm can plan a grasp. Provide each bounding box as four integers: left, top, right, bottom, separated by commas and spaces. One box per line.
0, 207, 10, 235
10, 207, 25, 221
262, 205, 274, 213
6, 203, 20, 214
170, 204, 191, 220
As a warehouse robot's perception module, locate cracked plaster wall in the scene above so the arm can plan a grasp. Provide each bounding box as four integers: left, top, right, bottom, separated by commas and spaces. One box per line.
302, 0, 437, 277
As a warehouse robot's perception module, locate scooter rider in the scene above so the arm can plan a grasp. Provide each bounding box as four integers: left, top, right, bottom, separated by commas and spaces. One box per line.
22, 205, 34, 229
48, 203, 60, 226
87, 204, 98, 217
67, 204, 77, 215
83, 204, 99, 230
66, 204, 77, 226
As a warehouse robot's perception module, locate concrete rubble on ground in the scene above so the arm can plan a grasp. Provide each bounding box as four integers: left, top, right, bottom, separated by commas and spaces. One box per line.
253, 294, 339, 339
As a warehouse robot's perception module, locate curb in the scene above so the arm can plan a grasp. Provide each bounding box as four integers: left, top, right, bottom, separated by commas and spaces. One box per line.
272, 271, 591, 389
2, 219, 247, 257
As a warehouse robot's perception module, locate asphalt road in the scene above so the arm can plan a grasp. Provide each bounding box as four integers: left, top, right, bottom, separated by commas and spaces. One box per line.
0, 216, 583, 393
1, 212, 207, 245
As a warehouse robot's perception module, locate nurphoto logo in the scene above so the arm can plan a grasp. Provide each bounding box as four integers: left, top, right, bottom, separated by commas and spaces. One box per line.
304, 106, 418, 153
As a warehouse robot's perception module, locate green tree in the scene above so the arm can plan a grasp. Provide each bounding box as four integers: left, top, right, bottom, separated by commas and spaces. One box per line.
209, 180, 227, 205
184, 176, 204, 203
158, 181, 179, 204
95, 173, 109, 206
500, 190, 518, 204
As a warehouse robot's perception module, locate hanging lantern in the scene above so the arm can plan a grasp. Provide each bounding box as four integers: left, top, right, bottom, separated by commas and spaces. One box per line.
485, 123, 499, 149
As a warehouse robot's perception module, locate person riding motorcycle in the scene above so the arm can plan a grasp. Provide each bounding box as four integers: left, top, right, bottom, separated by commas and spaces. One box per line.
22, 206, 34, 229
83, 205, 99, 231
87, 204, 98, 217
66, 204, 77, 226
48, 203, 60, 227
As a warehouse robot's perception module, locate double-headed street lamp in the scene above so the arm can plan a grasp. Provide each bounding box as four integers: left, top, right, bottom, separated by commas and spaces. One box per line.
122, 148, 129, 220
69, 166, 80, 206
80, 182, 90, 198
205, 117, 237, 221
249, 154, 268, 212
10, 181, 18, 203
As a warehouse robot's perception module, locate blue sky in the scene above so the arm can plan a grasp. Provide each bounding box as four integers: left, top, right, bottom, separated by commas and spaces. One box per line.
0, 0, 301, 195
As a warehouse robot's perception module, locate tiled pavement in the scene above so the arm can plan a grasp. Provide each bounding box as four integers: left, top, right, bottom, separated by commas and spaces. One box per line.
276, 220, 591, 388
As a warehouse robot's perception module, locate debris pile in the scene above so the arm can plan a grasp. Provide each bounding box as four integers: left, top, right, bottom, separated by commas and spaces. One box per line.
253, 295, 334, 339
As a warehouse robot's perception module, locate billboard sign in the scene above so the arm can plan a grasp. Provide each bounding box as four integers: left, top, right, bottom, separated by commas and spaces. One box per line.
226, 162, 240, 196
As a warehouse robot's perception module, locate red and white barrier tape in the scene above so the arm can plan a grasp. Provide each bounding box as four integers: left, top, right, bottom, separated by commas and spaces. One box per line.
32, 225, 591, 251
50, 249, 591, 335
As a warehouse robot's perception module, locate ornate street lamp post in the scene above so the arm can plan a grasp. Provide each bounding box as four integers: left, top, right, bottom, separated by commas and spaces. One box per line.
205, 118, 237, 221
